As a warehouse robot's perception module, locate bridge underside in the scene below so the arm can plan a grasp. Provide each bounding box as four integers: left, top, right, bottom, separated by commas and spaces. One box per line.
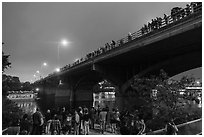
35, 13, 202, 110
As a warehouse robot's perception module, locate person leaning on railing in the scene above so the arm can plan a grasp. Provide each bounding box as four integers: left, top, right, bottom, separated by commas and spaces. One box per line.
165, 119, 178, 135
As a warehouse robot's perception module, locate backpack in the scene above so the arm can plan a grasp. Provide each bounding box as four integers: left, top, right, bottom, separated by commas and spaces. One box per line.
50, 120, 59, 133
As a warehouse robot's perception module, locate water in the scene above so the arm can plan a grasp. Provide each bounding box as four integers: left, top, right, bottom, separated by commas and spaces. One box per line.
14, 100, 39, 115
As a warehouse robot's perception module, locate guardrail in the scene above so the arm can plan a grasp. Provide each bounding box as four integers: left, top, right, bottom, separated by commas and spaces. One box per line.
35, 2, 202, 83
147, 118, 202, 135
2, 128, 8, 135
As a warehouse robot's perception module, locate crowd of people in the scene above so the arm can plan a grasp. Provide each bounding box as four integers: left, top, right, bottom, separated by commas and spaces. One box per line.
5, 105, 151, 135
4, 104, 181, 135
49, 2, 202, 77
141, 2, 202, 36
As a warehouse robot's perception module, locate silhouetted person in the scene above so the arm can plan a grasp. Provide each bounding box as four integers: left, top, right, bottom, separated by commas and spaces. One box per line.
31, 108, 44, 135
165, 119, 178, 135
20, 114, 31, 135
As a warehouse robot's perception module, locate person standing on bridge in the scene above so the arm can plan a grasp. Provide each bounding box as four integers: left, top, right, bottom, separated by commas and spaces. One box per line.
163, 14, 169, 25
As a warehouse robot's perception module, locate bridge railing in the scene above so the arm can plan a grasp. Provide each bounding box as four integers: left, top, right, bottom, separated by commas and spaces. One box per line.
146, 118, 202, 135
36, 2, 202, 83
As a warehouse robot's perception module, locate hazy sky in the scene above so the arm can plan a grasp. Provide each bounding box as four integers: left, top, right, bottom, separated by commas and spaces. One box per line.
2, 2, 201, 82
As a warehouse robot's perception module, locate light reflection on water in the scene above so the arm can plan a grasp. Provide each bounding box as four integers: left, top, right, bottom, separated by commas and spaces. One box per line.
14, 100, 38, 115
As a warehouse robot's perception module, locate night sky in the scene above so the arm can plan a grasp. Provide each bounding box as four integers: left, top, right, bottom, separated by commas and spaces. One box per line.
2, 2, 201, 82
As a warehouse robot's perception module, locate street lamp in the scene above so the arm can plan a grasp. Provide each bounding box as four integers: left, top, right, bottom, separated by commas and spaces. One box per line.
57, 39, 69, 69
55, 67, 60, 72
43, 62, 47, 66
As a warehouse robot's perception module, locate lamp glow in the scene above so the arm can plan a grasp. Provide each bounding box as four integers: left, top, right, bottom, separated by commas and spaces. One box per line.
43, 62, 47, 66
55, 68, 60, 72
61, 39, 68, 46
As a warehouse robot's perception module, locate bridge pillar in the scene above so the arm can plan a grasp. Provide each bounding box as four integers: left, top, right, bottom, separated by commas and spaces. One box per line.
54, 79, 74, 109
73, 89, 93, 108
115, 92, 125, 111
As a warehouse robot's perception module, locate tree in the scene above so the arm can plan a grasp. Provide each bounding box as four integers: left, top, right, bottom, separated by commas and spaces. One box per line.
130, 69, 201, 131
2, 43, 11, 73
21, 81, 32, 91
2, 43, 25, 130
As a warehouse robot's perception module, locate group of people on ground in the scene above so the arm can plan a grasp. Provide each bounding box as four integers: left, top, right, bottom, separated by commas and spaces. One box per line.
5, 105, 179, 135
25, 106, 147, 135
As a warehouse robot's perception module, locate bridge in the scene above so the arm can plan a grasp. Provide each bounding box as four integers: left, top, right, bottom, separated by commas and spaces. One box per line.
34, 4, 202, 110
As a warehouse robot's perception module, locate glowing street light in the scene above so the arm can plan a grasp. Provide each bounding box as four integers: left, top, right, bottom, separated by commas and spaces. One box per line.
36, 88, 39, 91
57, 39, 69, 68
61, 39, 68, 47
55, 68, 60, 72
43, 62, 47, 66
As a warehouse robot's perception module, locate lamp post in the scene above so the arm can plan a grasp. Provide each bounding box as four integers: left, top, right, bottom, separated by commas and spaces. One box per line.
56, 39, 68, 72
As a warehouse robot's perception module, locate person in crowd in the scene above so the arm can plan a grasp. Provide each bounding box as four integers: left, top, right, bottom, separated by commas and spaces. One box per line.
31, 108, 44, 135
7, 119, 20, 135
19, 114, 31, 135
119, 39, 124, 46
185, 4, 191, 16
111, 40, 116, 48
156, 17, 162, 29
105, 106, 110, 131
115, 109, 120, 129
165, 119, 178, 135
74, 110, 80, 135
89, 107, 96, 129
147, 22, 152, 32
61, 107, 67, 124
163, 14, 169, 25
129, 113, 140, 135
62, 113, 72, 135
57, 108, 63, 123
96, 105, 101, 124
141, 26, 145, 35
190, 2, 197, 13
78, 106, 84, 134
171, 7, 182, 22
138, 119, 146, 135
120, 112, 130, 135
44, 109, 52, 134
83, 108, 90, 135
143, 24, 148, 34
47, 114, 62, 135
128, 32, 132, 41
110, 108, 117, 133
99, 108, 108, 134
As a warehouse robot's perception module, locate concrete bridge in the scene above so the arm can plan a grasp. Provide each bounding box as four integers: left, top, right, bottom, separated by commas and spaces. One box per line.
34, 5, 202, 110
